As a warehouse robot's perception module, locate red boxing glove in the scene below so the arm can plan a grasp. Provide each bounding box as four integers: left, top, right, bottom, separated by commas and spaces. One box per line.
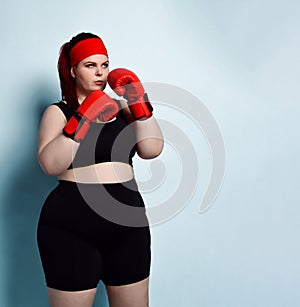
107, 68, 153, 120
63, 90, 119, 142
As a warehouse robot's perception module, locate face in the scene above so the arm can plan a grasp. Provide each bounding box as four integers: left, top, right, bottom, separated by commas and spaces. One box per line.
71, 54, 109, 102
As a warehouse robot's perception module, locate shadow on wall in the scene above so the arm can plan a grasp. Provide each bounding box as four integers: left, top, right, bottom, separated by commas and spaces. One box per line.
1, 85, 108, 307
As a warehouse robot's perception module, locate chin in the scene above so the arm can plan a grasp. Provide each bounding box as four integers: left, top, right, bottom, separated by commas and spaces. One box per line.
93, 84, 106, 92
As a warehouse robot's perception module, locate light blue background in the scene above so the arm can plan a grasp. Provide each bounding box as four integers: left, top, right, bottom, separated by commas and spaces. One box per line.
0, 0, 299, 306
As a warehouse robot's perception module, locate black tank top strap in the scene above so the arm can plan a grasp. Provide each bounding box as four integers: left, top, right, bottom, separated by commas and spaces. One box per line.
112, 99, 128, 121
52, 101, 75, 121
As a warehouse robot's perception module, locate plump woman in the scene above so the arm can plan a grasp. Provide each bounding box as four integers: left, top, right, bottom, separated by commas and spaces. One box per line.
37, 32, 164, 307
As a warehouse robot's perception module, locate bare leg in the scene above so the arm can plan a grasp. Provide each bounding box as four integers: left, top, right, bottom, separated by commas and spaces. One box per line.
105, 277, 149, 307
47, 287, 97, 307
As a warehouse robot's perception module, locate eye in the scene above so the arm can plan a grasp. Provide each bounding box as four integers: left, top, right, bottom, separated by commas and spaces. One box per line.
102, 62, 109, 68
85, 63, 96, 68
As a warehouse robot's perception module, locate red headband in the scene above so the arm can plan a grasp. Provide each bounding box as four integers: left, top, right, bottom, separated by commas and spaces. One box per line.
70, 38, 108, 66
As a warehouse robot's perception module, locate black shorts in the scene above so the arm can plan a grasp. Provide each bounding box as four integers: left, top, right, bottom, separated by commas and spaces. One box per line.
37, 179, 151, 291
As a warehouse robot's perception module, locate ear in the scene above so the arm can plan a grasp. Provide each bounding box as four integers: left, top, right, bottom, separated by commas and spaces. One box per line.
70, 67, 76, 79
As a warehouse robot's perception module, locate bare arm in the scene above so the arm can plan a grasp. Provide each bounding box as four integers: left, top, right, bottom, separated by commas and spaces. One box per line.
37, 105, 80, 176
134, 116, 164, 159
119, 100, 164, 159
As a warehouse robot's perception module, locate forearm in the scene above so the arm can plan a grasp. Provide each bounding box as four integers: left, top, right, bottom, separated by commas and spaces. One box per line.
107, 68, 164, 158
134, 116, 164, 159
38, 134, 80, 176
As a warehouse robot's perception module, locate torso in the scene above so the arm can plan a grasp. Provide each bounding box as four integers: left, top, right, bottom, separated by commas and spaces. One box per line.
54, 100, 137, 184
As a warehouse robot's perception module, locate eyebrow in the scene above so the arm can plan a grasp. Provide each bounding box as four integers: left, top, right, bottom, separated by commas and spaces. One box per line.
84, 60, 109, 65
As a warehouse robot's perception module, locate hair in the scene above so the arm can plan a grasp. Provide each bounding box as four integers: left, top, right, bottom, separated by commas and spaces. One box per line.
57, 32, 100, 110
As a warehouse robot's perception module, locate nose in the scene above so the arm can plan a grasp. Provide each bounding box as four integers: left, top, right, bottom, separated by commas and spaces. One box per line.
96, 65, 103, 76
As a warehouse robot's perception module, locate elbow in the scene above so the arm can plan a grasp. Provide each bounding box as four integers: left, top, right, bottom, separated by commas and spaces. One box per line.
151, 140, 164, 158
38, 159, 58, 176
43, 168, 61, 177
38, 153, 63, 177
137, 139, 164, 159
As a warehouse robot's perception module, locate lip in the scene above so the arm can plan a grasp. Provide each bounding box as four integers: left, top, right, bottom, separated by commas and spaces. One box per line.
95, 80, 104, 85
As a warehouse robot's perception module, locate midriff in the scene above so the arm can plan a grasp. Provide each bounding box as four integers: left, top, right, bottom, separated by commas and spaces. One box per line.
57, 162, 134, 184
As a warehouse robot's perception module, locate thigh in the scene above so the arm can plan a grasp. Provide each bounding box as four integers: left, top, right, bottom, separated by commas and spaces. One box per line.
47, 287, 97, 307
37, 223, 103, 291
102, 226, 151, 286
105, 277, 149, 307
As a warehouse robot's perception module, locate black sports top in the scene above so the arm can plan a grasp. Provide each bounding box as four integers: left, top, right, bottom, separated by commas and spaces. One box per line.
52, 101, 137, 169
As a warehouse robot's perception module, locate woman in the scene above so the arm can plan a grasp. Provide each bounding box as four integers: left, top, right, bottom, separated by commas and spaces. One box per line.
37, 32, 164, 307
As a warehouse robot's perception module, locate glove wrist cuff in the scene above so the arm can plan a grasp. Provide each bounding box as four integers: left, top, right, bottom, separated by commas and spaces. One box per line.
129, 93, 153, 121
63, 113, 90, 143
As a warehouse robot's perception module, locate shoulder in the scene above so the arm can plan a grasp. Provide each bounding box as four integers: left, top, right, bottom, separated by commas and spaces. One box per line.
39, 103, 68, 131
42, 103, 67, 122
51, 100, 75, 121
